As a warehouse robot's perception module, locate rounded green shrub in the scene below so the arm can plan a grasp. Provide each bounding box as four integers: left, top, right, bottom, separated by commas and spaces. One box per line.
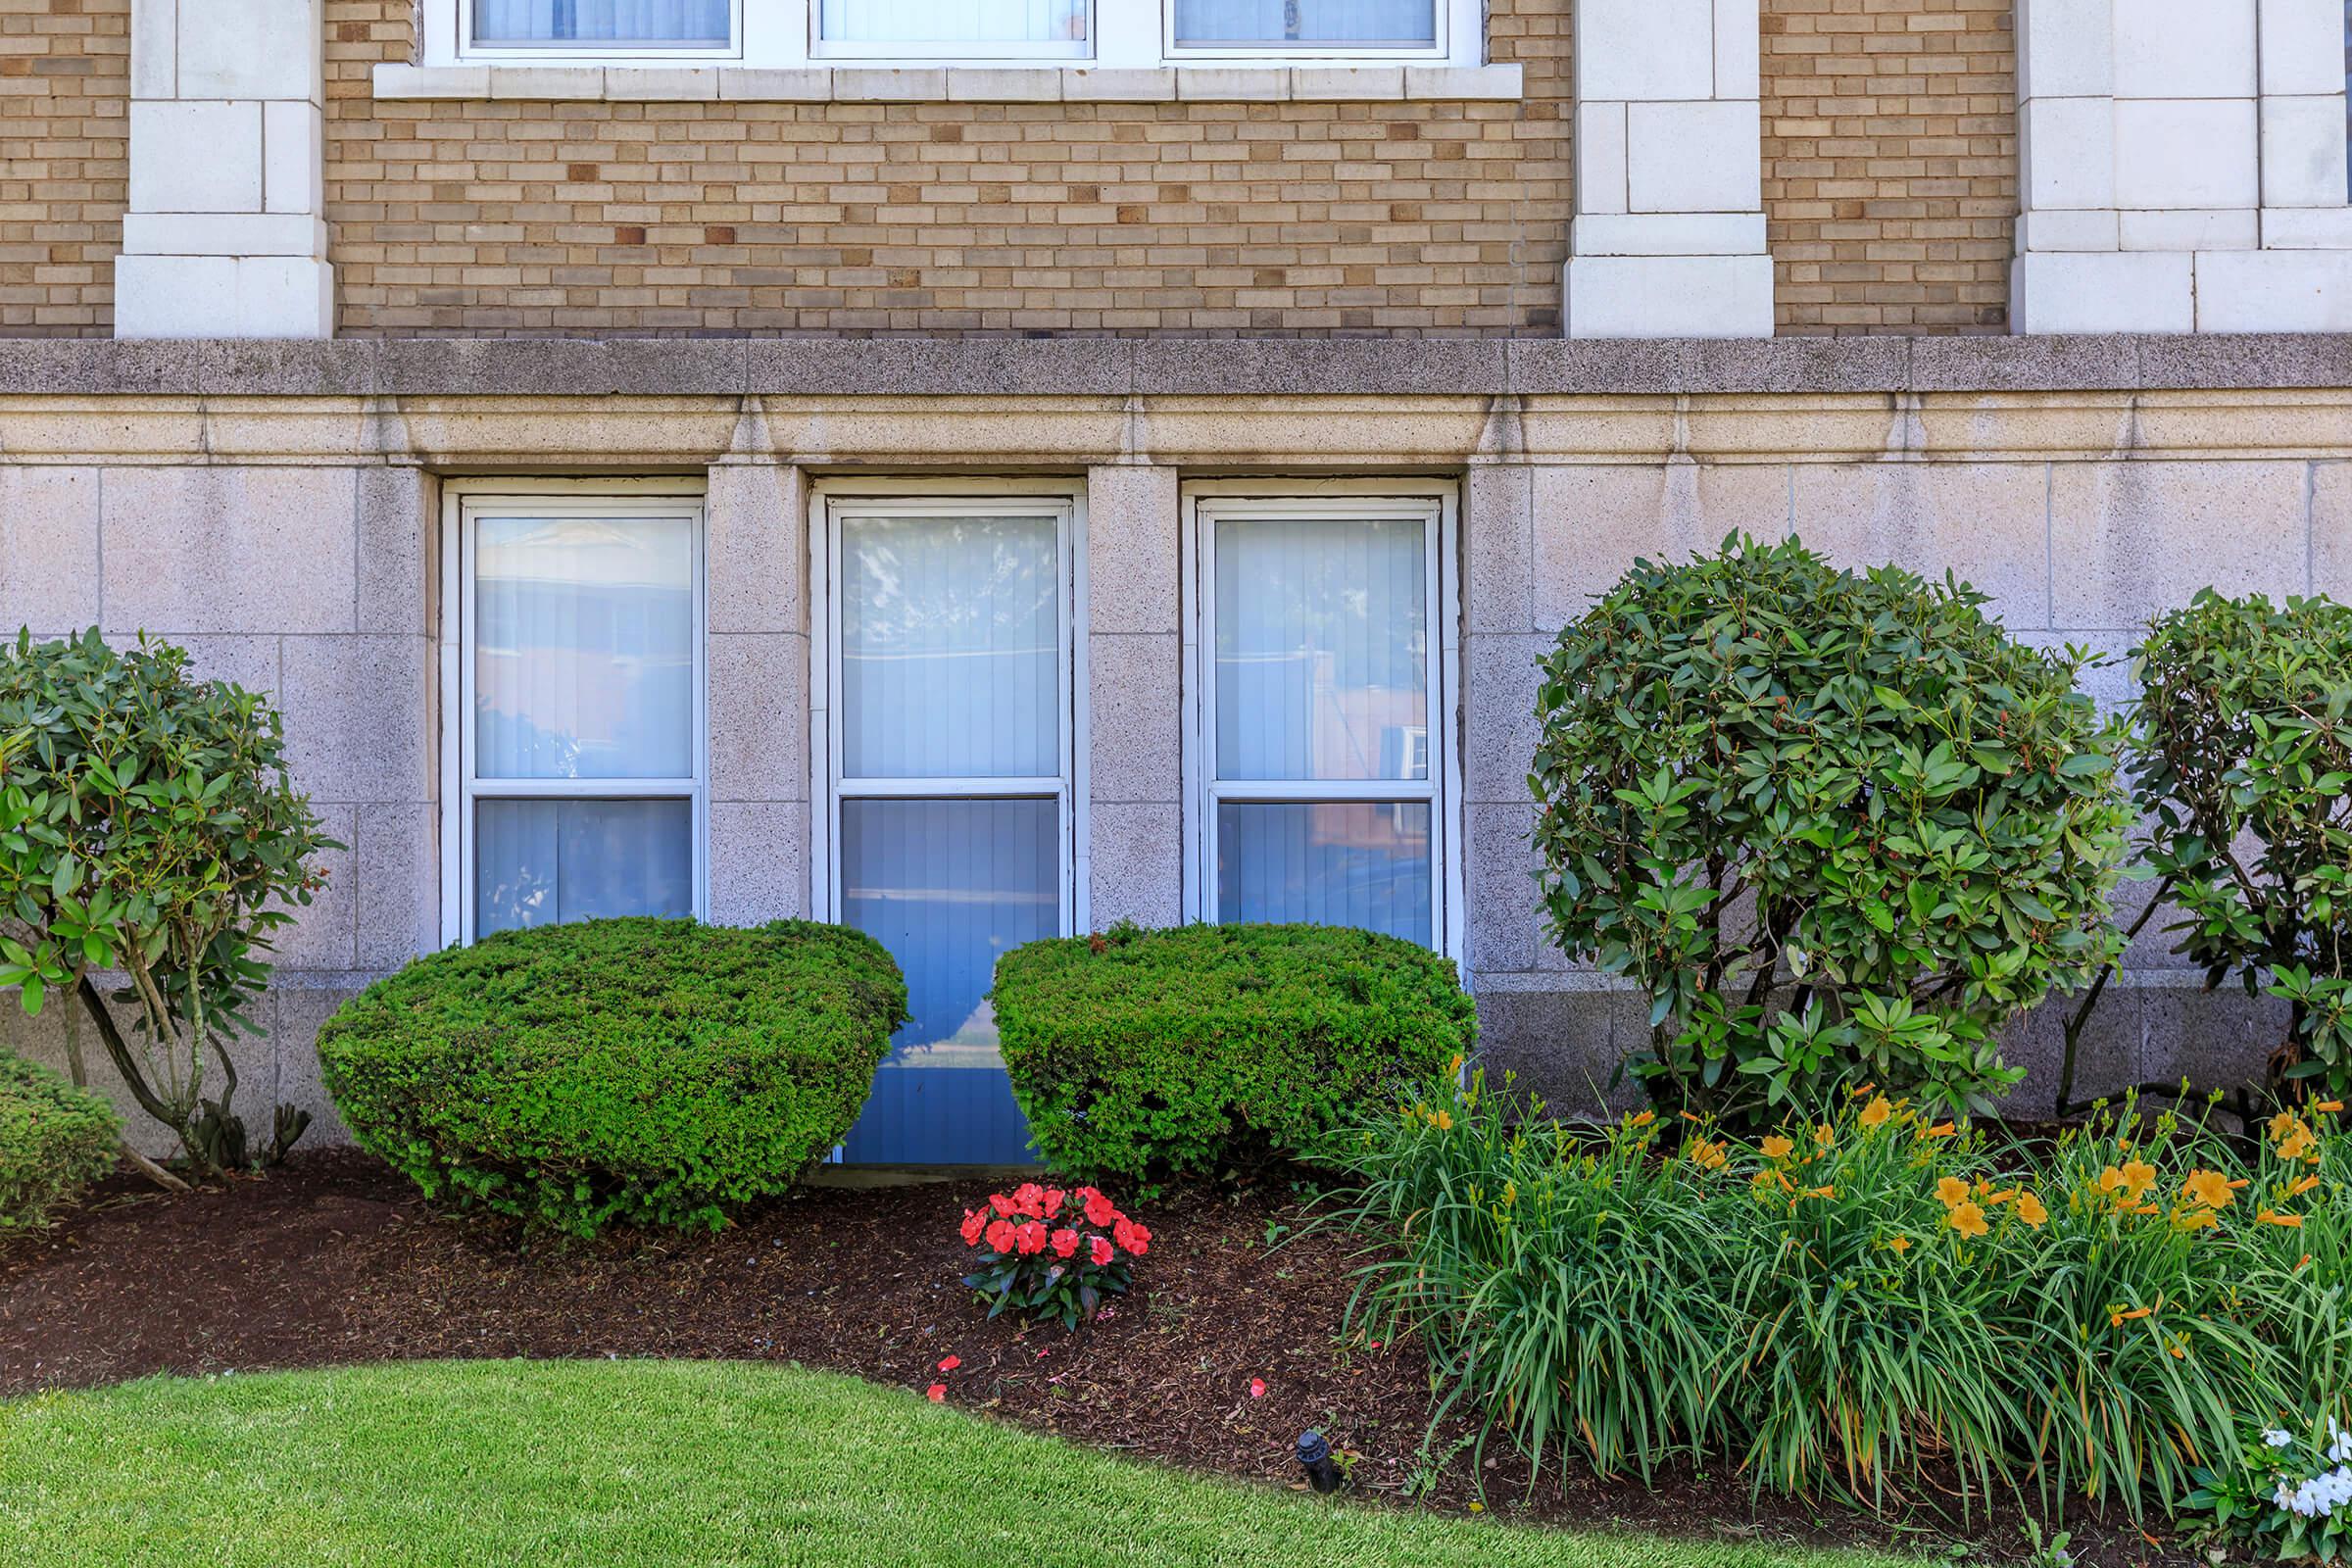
318, 918, 907, 1234
0, 1050, 120, 1228
2130, 590, 2352, 1103
1532, 534, 2133, 1127
993, 921, 1476, 1185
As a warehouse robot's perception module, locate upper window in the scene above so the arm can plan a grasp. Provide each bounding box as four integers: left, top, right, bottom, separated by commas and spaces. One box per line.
818, 0, 1088, 54
445, 487, 708, 943
1171, 0, 1433, 51
473, 0, 733, 47
1183, 484, 1460, 956
440, 0, 1464, 65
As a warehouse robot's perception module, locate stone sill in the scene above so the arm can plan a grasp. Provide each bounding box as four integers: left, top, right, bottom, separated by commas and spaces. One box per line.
371, 61, 1524, 103
8, 335, 2352, 398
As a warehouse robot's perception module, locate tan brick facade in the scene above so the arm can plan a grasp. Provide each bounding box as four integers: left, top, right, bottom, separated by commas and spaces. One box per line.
324, 0, 1572, 337
1762, 0, 2018, 335
0, 0, 127, 337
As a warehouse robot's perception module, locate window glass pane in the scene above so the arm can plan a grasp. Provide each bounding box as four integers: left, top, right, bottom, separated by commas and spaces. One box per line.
1174, 0, 1434, 46
1214, 514, 1427, 782
474, 514, 694, 781
842, 799, 1057, 1060
1217, 801, 1432, 946
841, 514, 1060, 779
473, 0, 730, 44
476, 798, 693, 934
820, 0, 1086, 42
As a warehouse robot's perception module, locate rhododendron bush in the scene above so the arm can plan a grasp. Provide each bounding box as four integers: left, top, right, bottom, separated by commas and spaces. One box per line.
958, 1182, 1150, 1330
1328, 1074, 2352, 1521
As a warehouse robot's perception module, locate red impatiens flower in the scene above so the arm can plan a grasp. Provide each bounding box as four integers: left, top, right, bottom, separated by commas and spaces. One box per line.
1041, 1187, 1066, 1217
985, 1218, 1017, 1253
959, 1208, 988, 1247
1014, 1221, 1050, 1255
938, 1355, 960, 1372
1089, 1234, 1115, 1267
1249, 1378, 1266, 1398
1114, 1219, 1152, 1257
1013, 1183, 1047, 1217
1051, 1227, 1080, 1258
926, 1384, 947, 1402
989, 1193, 1018, 1218
1083, 1190, 1118, 1227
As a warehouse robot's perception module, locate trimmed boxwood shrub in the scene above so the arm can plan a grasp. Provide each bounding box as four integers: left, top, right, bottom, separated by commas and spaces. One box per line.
318, 918, 907, 1235
1532, 534, 2133, 1127
994, 921, 1476, 1184
0, 1051, 120, 1228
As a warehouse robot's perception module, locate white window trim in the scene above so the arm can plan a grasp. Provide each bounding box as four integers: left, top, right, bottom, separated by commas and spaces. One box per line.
1179, 478, 1464, 964
806, 477, 1091, 941
436, 478, 711, 948
423, 0, 1474, 70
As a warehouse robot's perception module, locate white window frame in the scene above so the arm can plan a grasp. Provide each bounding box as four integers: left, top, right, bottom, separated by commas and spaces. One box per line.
1180, 478, 1464, 962
427, 0, 1475, 68
437, 478, 710, 947
807, 478, 1090, 940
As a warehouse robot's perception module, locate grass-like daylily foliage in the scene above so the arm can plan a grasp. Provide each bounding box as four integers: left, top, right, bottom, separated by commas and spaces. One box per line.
0, 1359, 1914, 1568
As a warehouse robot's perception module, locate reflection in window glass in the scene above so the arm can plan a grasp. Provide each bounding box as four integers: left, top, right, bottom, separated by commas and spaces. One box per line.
841, 514, 1060, 780
474, 514, 695, 781
1174, 0, 1434, 47
1214, 514, 1427, 783
475, 798, 694, 934
472, 0, 730, 44
1216, 801, 1432, 946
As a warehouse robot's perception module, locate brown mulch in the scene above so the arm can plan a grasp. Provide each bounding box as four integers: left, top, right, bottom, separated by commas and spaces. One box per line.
1, 1152, 2202, 1568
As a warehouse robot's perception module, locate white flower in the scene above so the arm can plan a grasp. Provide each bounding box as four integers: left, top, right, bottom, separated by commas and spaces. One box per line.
2266, 1428, 2295, 1448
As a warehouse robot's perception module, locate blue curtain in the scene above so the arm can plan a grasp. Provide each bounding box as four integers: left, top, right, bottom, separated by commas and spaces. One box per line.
1173, 0, 1434, 45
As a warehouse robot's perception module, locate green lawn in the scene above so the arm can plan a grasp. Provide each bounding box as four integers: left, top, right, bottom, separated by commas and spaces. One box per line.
0, 1359, 1918, 1568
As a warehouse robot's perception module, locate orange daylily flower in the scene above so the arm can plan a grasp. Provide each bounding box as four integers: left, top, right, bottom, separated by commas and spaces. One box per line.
2176, 1209, 2220, 1232
2016, 1192, 2048, 1227
1936, 1176, 1971, 1208
2181, 1170, 2236, 1209
1920, 1122, 1956, 1139
1684, 1137, 1727, 1171
2315, 1101, 2344, 1114
2110, 1305, 2153, 1327
2290, 1175, 2321, 1197
1947, 1200, 1989, 1239
1762, 1135, 1795, 1159
1859, 1096, 1893, 1129
1888, 1236, 1913, 1254
2258, 1208, 2304, 1228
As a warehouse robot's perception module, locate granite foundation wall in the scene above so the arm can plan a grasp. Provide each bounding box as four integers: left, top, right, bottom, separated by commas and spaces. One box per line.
1, 337, 2344, 1148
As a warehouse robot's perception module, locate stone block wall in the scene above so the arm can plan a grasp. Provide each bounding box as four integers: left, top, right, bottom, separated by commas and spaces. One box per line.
1762, 0, 2019, 335
1, 338, 2344, 1144
0, 0, 128, 337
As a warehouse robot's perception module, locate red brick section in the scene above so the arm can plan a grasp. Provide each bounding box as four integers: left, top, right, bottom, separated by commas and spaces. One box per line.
1762, 0, 2018, 335
0, 0, 127, 337
323, 0, 1569, 337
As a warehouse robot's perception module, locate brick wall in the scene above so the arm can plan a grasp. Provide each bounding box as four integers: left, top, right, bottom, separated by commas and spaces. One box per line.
1761, 0, 2017, 335
0, 0, 127, 337
325, 0, 1570, 336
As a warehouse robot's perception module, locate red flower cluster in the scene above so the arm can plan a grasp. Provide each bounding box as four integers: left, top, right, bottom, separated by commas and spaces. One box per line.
956, 1183, 1151, 1330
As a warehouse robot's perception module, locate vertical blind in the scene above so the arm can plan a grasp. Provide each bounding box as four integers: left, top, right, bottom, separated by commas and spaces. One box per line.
475, 514, 695, 781
472, 0, 731, 42
1173, 0, 1434, 46
471, 513, 696, 936
841, 514, 1060, 780
1213, 514, 1427, 783
1217, 801, 1432, 945
820, 0, 1087, 42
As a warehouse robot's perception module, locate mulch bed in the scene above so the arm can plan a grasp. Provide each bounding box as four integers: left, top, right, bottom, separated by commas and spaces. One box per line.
2, 1151, 2199, 1567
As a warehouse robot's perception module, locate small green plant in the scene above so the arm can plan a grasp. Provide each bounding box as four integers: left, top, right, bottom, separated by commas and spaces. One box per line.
1531, 536, 2132, 1128
0, 628, 337, 1182
2096, 590, 2352, 1113
0, 1050, 119, 1227
2019, 1516, 2073, 1568
2185, 1410, 2352, 1564
956, 1181, 1148, 1330
318, 917, 907, 1235
992, 920, 1475, 1186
